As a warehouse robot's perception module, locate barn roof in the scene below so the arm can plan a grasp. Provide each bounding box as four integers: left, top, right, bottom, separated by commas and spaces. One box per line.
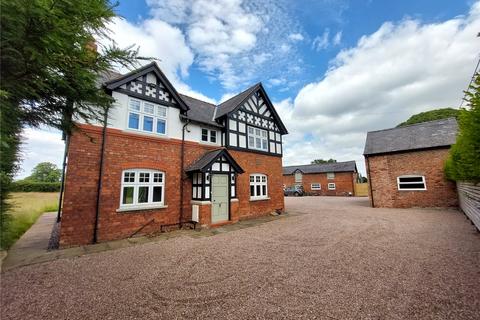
363, 118, 458, 156
283, 161, 357, 175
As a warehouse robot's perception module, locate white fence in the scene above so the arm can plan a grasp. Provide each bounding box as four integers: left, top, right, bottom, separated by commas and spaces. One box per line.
457, 182, 480, 231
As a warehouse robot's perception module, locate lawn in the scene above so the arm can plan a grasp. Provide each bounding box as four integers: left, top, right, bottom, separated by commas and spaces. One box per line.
1, 192, 59, 250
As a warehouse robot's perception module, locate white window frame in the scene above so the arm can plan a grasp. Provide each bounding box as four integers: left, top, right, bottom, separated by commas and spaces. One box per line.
119, 169, 166, 210
250, 174, 268, 200
327, 172, 335, 179
397, 175, 427, 191
295, 171, 303, 183
328, 183, 336, 190
247, 126, 268, 151
311, 183, 321, 190
127, 98, 168, 135
201, 128, 218, 144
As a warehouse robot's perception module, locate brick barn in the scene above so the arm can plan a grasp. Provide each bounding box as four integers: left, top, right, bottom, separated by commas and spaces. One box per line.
283, 161, 358, 196
363, 118, 458, 208
59, 62, 288, 247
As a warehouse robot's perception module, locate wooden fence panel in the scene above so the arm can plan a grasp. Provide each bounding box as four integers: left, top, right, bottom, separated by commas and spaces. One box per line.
457, 182, 480, 231
355, 183, 369, 197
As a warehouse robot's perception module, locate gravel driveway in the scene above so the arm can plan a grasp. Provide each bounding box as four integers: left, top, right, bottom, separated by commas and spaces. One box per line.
2, 197, 479, 319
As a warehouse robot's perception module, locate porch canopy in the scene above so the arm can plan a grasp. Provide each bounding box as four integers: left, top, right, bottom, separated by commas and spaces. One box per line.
186, 149, 244, 201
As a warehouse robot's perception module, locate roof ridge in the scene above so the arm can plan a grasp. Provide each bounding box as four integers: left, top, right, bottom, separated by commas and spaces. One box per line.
178, 93, 217, 107
284, 160, 355, 168
367, 117, 457, 134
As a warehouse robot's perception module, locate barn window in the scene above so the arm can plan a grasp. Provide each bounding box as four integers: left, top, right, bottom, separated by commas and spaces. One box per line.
397, 176, 426, 191
311, 183, 321, 190
250, 174, 268, 199
120, 169, 165, 209
295, 171, 302, 183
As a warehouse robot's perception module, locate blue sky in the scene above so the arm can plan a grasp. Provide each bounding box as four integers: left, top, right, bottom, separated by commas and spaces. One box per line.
18, 0, 480, 178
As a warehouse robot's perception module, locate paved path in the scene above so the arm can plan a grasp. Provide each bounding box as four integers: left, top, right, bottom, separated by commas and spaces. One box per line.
2, 212, 57, 271
1, 197, 479, 319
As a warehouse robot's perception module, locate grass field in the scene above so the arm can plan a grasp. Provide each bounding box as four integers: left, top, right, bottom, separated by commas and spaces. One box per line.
2, 192, 59, 250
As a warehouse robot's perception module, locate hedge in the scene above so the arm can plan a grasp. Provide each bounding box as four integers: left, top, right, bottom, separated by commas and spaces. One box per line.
11, 180, 61, 192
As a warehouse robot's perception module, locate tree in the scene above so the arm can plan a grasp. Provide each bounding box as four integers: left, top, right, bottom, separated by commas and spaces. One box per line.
397, 108, 460, 127
26, 162, 62, 183
0, 0, 146, 236
311, 159, 337, 164
445, 74, 480, 182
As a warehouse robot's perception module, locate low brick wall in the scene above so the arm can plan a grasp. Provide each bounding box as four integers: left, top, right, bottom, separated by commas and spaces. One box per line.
457, 182, 480, 231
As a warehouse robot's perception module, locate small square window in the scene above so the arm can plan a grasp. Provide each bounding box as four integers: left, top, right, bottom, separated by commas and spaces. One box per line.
139, 172, 150, 183
250, 176, 254, 182
156, 106, 167, 117
153, 173, 163, 183
129, 99, 141, 111
124, 172, 135, 183
328, 183, 336, 190
144, 103, 155, 114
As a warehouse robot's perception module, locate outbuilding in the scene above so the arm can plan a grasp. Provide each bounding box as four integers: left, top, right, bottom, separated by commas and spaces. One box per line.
283, 161, 358, 196
363, 118, 458, 208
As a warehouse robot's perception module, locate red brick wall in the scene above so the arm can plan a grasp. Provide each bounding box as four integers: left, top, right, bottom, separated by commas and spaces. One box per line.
60, 124, 284, 247
365, 148, 457, 208
283, 172, 356, 196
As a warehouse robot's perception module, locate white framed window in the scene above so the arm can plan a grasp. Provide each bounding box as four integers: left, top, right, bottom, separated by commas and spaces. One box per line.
311, 183, 321, 190
120, 169, 165, 209
327, 172, 335, 179
397, 175, 426, 191
128, 98, 168, 135
295, 171, 302, 183
248, 126, 268, 151
250, 174, 268, 199
201, 128, 218, 143
328, 183, 336, 190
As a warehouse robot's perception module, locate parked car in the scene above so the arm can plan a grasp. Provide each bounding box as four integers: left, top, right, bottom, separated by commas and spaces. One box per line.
284, 185, 305, 197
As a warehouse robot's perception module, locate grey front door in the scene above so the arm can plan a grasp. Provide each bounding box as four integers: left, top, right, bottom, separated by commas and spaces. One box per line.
211, 174, 229, 223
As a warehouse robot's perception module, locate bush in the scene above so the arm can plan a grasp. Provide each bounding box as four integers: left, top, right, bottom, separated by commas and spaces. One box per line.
445, 74, 480, 182
10, 180, 61, 192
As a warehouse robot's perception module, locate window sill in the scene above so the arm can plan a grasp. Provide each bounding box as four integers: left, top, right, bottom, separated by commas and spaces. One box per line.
123, 129, 169, 139
116, 204, 168, 213
250, 197, 270, 202
191, 200, 211, 205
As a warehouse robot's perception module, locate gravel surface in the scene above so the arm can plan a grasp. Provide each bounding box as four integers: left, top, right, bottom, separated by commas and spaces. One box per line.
2, 197, 480, 319
47, 221, 60, 251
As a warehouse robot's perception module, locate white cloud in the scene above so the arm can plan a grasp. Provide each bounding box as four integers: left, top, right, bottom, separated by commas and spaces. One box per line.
288, 33, 304, 41
16, 128, 64, 179
282, 3, 480, 175
312, 29, 330, 51
146, 0, 304, 90
332, 31, 342, 46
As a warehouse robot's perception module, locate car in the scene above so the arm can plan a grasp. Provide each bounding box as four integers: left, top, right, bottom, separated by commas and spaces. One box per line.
284, 185, 305, 197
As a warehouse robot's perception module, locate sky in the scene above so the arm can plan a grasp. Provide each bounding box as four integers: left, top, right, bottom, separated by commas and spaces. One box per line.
17, 0, 480, 179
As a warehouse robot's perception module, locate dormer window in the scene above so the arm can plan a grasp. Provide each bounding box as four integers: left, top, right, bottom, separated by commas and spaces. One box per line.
128, 98, 167, 135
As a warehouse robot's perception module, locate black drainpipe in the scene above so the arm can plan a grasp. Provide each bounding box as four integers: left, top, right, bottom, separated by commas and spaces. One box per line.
179, 119, 191, 229
365, 156, 375, 208
93, 107, 109, 243
56, 134, 70, 222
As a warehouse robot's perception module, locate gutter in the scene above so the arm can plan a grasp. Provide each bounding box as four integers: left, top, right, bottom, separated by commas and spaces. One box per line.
365, 156, 375, 208
93, 107, 109, 243
179, 119, 191, 228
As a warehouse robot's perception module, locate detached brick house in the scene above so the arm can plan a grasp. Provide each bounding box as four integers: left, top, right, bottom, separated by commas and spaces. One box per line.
364, 118, 458, 208
60, 62, 288, 247
283, 161, 358, 196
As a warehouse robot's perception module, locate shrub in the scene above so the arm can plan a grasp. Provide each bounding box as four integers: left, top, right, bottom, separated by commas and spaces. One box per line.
10, 180, 61, 192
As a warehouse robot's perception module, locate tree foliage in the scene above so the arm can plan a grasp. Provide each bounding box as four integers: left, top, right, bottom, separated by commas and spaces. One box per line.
397, 108, 460, 127
26, 162, 62, 183
0, 0, 146, 236
445, 74, 480, 182
311, 158, 337, 164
